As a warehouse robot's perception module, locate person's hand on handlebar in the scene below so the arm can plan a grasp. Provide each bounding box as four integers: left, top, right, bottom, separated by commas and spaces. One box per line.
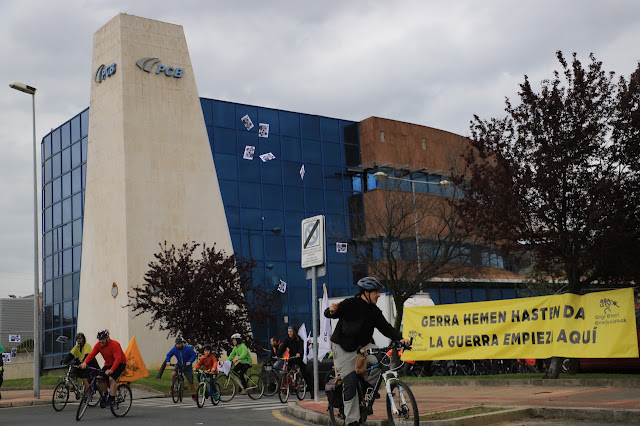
79, 362, 87, 369
400, 338, 411, 347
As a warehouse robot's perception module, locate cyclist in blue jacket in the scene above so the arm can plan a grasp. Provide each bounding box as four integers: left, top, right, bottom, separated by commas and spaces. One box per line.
166, 336, 197, 401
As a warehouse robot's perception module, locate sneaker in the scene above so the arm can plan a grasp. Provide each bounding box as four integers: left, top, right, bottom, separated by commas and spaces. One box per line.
239, 389, 247, 395
169, 387, 173, 394
192, 394, 197, 402
107, 396, 116, 406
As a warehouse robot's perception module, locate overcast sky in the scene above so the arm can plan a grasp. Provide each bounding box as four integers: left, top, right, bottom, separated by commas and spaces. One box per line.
1, 0, 639, 298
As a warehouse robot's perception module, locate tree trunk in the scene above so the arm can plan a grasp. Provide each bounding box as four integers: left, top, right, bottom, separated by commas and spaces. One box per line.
543, 356, 562, 379
390, 296, 406, 370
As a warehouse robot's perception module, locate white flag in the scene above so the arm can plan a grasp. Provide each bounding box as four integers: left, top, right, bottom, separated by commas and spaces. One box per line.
241, 114, 254, 131
299, 164, 305, 180
318, 283, 332, 360
298, 323, 308, 364
243, 145, 256, 160
258, 123, 269, 138
259, 152, 276, 162
220, 360, 232, 376
277, 279, 287, 293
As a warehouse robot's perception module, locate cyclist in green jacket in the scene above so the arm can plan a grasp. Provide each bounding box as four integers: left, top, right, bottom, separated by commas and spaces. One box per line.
226, 333, 252, 393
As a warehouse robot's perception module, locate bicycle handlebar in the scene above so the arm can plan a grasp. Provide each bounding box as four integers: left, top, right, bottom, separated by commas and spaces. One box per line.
359, 338, 413, 355
273, 356, 301, 361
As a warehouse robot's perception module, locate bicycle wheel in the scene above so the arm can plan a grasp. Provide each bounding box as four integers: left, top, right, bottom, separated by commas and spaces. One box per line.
295, 376, 307, 400
246, 373, 265, 400
262, 371, 279, 396
386, 380, 419, 426
171, 375, 181, 403
328, 404, 345, 426
216, 373, 236, 402
210, 381, 221, 406
52, 382, 70, 412
76, 387, 95, 421
197, 382, 207, 408
278, 374, 290, 403
110, 383, 133, 417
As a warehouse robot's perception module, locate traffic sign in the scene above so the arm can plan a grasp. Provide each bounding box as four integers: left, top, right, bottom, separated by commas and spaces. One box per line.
301, 215, 325, 268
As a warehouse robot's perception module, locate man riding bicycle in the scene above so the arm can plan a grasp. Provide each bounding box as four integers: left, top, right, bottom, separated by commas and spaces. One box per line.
80, 329, 127, 406
277, 326, 314, 398
166, 336, 197, 401
324, 277, 410, 426
225, 333, 252, 394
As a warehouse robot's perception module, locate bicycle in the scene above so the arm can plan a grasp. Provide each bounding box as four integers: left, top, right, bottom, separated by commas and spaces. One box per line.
76, 366, 132, 421
259, 360, 280, 397
169, 363, 190, 403
52, 362, 86, 411
275, 356, 306, 403
215, 361, 264, 401
327, 340, 419, 426
195, 369, 221, 407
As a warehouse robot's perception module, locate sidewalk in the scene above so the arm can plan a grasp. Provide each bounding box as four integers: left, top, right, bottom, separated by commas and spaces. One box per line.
0, 384, 163, 408
289, 379, 640, 425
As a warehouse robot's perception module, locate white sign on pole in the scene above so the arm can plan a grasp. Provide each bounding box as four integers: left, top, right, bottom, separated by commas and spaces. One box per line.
301, 215, 325, 268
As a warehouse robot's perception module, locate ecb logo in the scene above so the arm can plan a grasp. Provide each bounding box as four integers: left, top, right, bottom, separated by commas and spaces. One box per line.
136, 57, 183, 78
94, 63, 117, 83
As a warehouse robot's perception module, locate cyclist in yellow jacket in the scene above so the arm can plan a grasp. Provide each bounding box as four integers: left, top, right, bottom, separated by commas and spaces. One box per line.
61, 333, 100, 388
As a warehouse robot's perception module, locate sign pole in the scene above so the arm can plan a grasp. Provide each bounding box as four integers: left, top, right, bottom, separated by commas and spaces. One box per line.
311, 265, 319, 402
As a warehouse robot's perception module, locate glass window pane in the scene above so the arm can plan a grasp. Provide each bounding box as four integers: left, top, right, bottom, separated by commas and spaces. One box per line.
284, 211, 304, 236
52, 128, 61, 154
62, 197, 72, 224
325, 190, 344, 214
258, 107, 279, 135
219, 180, 239, 206
62, 172, 71, 199
62, 223, 72, 249
238, 154, 260, 182
261, 158, 282, 185
52, 177, 61, 203
323, 166, 343, 190
53, 278, 63, 303
62, 147, 71, 173
502, 288, 516, 299
63, 249, 72, 274
225, 207, 240, 229
71, 116, 81, 142
262, 184, 283, 210
305, 188, 324, 212
286, 237, 301, 261
284, 186, 304, 211
44, 158, 52, 183
61, 122, 71, 149
302, 139, 322, 164
213, 100, 236, 128
213, 153, 238, 181
471, 288, 487, 302
44, 182, 52, 208
300, 114, 320, 140
43, 133, 52, 159
236, 105, 258, 131
344, 145, 360, 167
201, 98, 213, 125
321, 117, 340, 142
72, 167, 81, 194
71, 142, 81, 168
72, 193, 83, 219
81, 109, 89, 138
290, 288, 309, 313
81, 137, 88, 163
63, 275, 72, 300
487, 288, 502, 300
303, 164, 323, 188
53, 202, 62, 227
262, 210, 284, 234
45, 330, 53, 355
63, 302, 73, 328
73, 273, 80, 298
322, 142, 341, 166
72, 219, 82, 246
52, 153, 61, 177
456, 288, 472, 303
44, 231, 52, 256
265, 236, 286, 260
213, 127, 237, 155
239, 182, 261, 209
73, 246, 81, 272
44, 304, 53, 329
281, 137, 302, 161
440, 288, 456, 304
280, 111, 300, 137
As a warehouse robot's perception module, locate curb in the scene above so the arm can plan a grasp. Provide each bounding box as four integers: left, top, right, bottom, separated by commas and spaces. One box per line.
531, 407, 640, 424
404, 378, 640, 388
0, 398, 52, 409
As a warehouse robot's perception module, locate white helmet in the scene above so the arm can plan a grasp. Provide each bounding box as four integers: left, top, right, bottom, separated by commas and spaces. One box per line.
231, 333, 241, 340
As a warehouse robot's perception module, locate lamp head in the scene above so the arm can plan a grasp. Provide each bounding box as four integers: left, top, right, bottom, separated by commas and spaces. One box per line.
374, 171, 388, 182
9, 82, 36, 95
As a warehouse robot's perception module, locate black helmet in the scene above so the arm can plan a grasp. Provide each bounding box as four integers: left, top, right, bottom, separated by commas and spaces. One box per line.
175, 336, 185, 344
96, 329, 109, 339
202, 343, 212, 352
356, 276, 384, 292
75, 332, 85, 341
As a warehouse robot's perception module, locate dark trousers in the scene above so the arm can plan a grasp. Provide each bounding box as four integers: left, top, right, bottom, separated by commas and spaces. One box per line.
233, 362, 250, 388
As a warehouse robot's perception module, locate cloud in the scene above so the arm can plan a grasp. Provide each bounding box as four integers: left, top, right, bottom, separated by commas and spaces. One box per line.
1, 0, 640, 297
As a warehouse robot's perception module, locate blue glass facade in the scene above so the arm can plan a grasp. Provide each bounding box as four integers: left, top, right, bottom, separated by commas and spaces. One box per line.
40, 99, 523, 366
40, 108, 88, 369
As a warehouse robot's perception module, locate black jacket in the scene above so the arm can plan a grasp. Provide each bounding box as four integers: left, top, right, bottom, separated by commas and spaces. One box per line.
277, 335, 304, 358
324, 295, 402, 352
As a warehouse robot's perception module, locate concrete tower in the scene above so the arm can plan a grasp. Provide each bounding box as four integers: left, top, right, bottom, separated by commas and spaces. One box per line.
78, 14, 232, 367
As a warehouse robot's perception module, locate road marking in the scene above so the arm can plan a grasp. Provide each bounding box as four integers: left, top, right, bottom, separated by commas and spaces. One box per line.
272, 409, 304, 425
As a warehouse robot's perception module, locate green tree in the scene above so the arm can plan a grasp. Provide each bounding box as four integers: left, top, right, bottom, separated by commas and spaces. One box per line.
454, 51, 640, 378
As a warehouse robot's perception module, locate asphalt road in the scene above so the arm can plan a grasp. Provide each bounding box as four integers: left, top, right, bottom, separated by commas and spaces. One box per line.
0, 395, 315, 425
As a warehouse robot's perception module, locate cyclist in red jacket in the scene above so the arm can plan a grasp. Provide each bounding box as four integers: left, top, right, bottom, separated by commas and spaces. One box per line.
80, 329, 127, 406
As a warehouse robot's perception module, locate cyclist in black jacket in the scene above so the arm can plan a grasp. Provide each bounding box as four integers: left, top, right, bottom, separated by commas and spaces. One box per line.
277, 326, 314, 398
325, 277, 410, 426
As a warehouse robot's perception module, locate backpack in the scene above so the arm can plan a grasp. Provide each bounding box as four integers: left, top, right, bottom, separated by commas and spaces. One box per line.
325, 376, 343, 408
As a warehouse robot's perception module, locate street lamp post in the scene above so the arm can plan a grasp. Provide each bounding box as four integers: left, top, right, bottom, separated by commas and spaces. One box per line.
9, 82, 40, 398
374, 171, 450, 273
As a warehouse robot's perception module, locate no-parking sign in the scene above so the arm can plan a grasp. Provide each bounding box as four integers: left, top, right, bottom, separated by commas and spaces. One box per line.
301, 215, 325, 268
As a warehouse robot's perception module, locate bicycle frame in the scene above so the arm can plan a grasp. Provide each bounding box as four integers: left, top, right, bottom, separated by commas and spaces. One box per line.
60, 364, 83, 394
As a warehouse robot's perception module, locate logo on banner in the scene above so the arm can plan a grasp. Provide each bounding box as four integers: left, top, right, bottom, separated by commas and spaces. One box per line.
600, 297, 620, 315
136, 57, 183, 78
